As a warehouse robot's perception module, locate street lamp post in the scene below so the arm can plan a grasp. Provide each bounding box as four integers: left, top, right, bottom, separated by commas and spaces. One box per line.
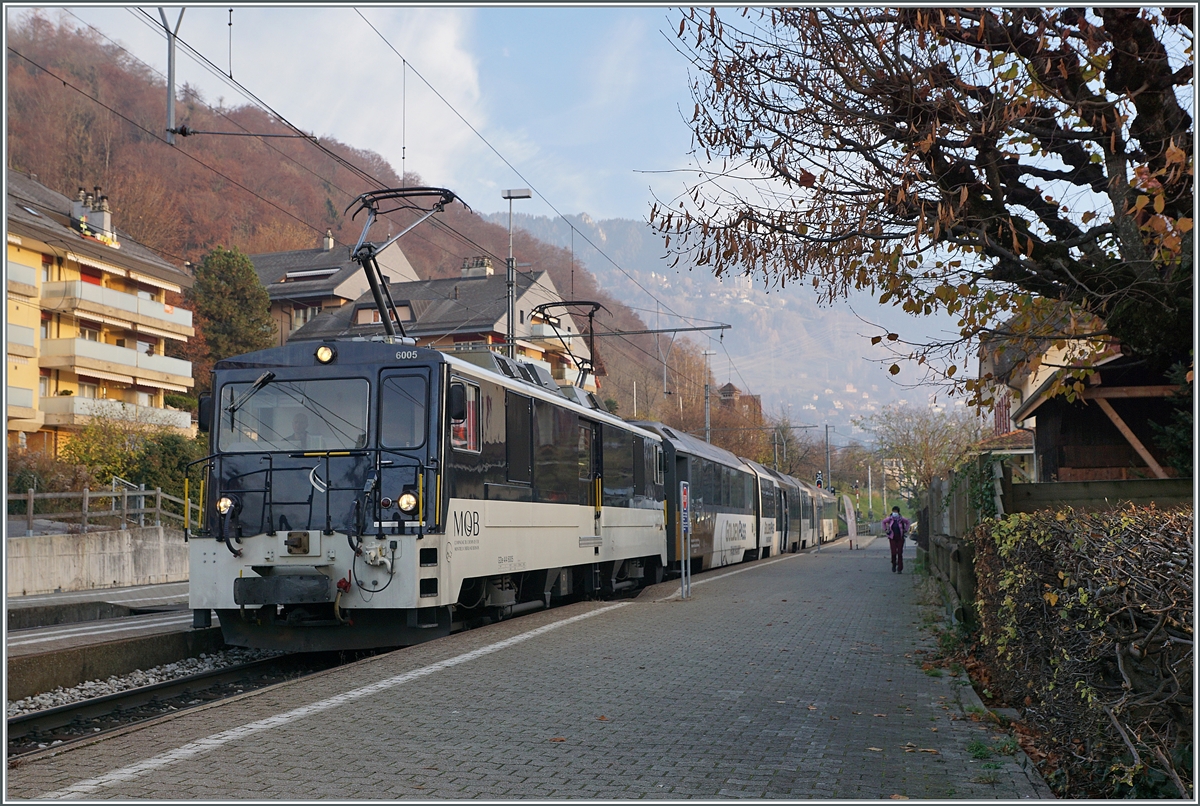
502, 188, 532, 359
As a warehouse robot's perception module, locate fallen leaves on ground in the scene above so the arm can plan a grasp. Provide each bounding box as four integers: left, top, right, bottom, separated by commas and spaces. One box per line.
549, 737, 566, 742
867, 747, 883, 752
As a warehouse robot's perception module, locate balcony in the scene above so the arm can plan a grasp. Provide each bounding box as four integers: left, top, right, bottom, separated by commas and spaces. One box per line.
40, 338, 193, 387
529, 323, 574, 345
7, 322, 37, 358
39, 396, 192, 430
7, 259, 38, 295
40, 281, 194, 337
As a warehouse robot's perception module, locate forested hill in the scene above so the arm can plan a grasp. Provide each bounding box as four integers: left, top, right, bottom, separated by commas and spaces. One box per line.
5, 13, 691, 417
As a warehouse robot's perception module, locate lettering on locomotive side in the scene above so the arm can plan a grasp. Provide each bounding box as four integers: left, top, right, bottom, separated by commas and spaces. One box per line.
723, 520, 748, 542
395, 350, 419, 360
452, 510, 480, 537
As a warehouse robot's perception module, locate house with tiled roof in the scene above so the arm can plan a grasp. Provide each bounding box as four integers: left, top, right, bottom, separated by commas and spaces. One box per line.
249, 231, 420, 345
290, 257, 595, 390
6, 170, 196, 453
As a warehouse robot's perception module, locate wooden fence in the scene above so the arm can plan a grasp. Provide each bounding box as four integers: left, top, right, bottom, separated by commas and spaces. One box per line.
6, 487, 201, 536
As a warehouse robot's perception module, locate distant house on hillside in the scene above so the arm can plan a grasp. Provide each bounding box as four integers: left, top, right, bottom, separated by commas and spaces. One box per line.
718, 382, 763, 421
6, 170, 196, 454
291, 256, 595, 391
248, 231, 420, 345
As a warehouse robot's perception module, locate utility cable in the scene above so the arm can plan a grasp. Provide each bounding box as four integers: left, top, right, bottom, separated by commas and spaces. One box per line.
353, 8, 686, 321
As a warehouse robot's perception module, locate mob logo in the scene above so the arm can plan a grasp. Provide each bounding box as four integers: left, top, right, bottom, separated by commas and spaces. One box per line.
453, 510, 480, 537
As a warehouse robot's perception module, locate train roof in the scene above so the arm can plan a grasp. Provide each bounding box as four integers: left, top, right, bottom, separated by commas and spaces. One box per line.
213, 339, 661, 443
628, 421, 752, 471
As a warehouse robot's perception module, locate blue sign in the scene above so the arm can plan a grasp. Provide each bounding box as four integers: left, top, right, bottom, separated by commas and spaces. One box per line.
680, 481, 690, 535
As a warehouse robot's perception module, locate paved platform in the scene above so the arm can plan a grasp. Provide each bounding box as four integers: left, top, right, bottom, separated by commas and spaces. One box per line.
6, 582, 189, 611
6, 538, 1051, 800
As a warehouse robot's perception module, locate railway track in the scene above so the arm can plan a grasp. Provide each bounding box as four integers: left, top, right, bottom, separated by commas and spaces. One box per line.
6, 651, 371, 759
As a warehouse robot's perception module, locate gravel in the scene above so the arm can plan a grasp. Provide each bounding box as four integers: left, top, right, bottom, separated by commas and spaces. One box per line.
6, 648, 284, 718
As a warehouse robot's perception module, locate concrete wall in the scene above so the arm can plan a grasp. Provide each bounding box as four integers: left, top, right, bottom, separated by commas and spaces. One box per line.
6, 526, 188, 596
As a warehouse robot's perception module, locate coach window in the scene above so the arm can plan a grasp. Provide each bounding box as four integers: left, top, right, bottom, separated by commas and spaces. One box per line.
449, 380, 480, 452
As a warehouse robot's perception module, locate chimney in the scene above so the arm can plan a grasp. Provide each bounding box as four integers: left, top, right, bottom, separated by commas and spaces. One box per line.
323, 229, 334, 251
461, 256, 494, 278
71, 186, 113, 238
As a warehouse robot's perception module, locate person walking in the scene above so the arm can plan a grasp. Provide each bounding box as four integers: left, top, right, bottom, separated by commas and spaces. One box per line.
882, 506, 910, 573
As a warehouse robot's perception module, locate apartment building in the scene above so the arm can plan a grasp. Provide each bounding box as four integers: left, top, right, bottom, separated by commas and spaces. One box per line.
6, 170, 195, 454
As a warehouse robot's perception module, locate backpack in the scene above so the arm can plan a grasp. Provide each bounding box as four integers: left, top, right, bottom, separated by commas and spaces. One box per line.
890, 518, 903, 541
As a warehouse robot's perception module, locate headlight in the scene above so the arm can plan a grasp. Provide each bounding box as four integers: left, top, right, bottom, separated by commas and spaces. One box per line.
315, 344, 336, 364
216, 496, 235, 515
397, 491, 418, 514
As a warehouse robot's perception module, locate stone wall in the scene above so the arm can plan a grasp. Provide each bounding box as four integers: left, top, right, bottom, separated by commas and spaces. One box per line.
6, 526, 188, 596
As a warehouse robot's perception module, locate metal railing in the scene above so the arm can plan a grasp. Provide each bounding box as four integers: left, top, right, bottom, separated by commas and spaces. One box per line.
6, 487, 201, 536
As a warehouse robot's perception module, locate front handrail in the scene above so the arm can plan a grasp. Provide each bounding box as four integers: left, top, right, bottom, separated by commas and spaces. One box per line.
190, 447, 438, 543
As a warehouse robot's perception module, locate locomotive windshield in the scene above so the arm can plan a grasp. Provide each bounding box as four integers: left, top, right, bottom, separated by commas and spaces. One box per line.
218, 378, 369, 452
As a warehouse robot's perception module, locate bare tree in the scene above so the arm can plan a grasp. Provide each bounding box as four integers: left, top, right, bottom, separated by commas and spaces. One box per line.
857, 403, 983, 501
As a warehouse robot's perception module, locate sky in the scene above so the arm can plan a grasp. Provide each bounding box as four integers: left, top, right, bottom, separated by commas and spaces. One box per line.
21, 5, 697, 220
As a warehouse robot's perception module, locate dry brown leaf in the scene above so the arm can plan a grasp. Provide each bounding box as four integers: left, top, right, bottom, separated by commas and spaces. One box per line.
549, 737, 566, 742
867, 747, 883, 752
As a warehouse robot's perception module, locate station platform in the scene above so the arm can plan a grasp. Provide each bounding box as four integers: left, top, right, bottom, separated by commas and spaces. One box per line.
6, 538, 1051, 800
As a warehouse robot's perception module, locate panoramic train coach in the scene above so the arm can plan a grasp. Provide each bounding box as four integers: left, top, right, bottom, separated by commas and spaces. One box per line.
188, 339, 666, 651
632, 423, 759, 571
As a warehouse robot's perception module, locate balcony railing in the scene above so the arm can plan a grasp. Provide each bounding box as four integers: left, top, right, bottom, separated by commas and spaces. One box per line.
39, 396, 192, 429
41, 281, 193, 328
7, 260, 38, 287
8, 386, 34, 409
40, 338, 192, 380
7, 322, 35, 347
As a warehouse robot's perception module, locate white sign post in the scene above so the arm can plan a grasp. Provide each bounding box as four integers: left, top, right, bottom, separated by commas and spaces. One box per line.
680, 481, 691, 599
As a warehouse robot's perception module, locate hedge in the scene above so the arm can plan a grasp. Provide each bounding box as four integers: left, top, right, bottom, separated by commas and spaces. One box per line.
969, 505, 1193, 798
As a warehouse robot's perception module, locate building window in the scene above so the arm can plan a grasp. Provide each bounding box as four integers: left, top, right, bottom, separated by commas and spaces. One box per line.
41, 258, 51, 283
39, 376, 50, 398
78, 382, 99, 399
293, 305, 322, 330
137, 339, 156, 355
135, 390, 154, 407
80, 325, 100, 342
40, 319, 51, 340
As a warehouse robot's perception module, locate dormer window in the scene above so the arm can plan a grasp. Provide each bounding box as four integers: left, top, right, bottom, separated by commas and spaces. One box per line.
355, 305, 411, 325
284, 268, 339, 281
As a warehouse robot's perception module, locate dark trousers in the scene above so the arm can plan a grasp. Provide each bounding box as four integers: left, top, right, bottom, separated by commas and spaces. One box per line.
889, 537, 904, 572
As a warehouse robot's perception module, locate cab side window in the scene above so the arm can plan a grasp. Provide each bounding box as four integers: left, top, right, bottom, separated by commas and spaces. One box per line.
449, 380, 480, 453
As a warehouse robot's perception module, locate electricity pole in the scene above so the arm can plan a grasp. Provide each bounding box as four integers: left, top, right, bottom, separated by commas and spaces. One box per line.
825, 424, 831, 493
502, 188, 531, 359
702, 349, 716, 443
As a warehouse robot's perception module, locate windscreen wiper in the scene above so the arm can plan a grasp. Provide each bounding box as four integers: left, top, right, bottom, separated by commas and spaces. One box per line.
226, 371, 276, 415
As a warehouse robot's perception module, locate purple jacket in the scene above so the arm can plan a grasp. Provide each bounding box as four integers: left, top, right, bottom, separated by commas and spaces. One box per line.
882, 514, 910, 542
